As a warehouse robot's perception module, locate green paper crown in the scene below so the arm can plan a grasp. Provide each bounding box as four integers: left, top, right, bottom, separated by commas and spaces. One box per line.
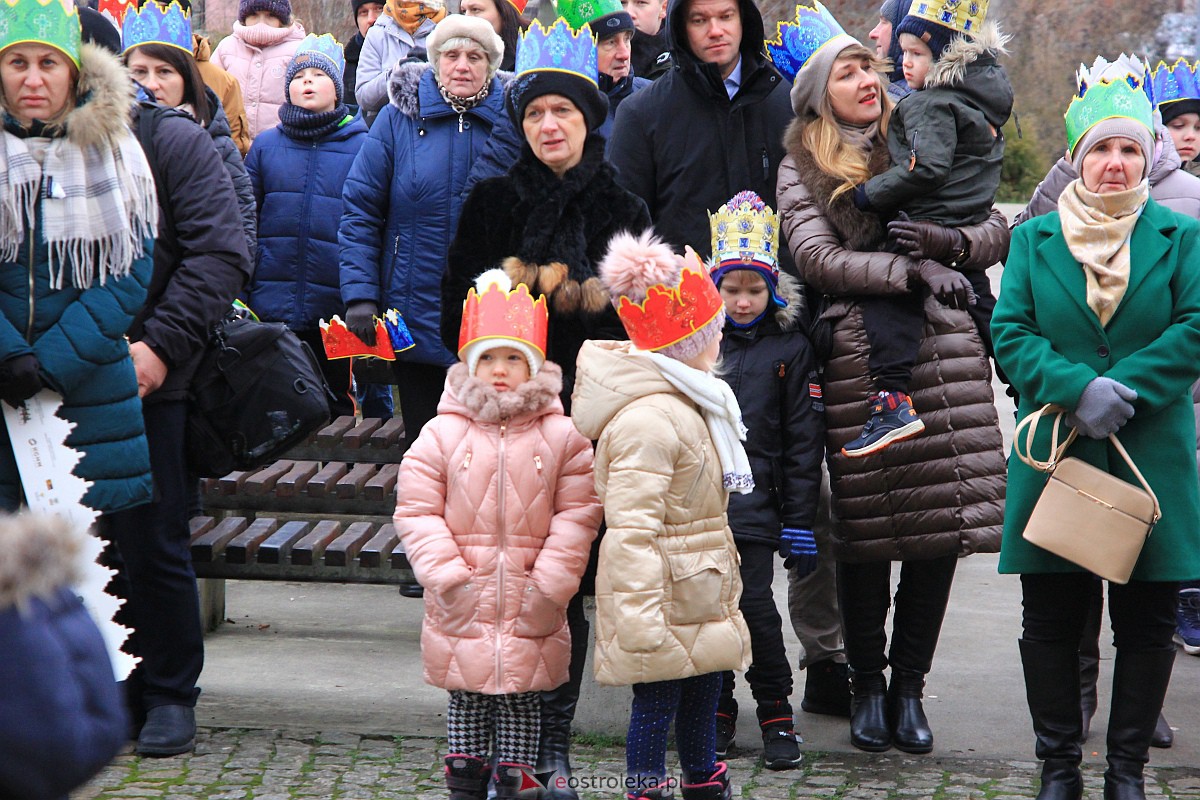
557, 0, 623, 31
0, 0, 83, 67
1065, 77, 1154, 156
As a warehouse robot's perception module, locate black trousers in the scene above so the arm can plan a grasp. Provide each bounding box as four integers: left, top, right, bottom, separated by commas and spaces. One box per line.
1022, 572, 1178, 651
837, 554, 958, 675
295, 328, 354, 418
860, 293, 925, 394
720, 541, 792, 705
391, 360, 448, 441
103, 401, 203, 710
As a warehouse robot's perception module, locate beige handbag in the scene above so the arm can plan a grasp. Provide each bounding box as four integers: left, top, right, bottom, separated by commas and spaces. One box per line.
1013, 404, 1161, 584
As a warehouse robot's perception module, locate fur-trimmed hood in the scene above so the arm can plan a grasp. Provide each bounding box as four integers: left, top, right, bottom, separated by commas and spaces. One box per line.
925, 22, 1012, 130
926, 21, 1009, 89
387, 60, 513, 119
0, 515, 85, 611
0, 43, 136, 150
714, 267, 803, 331
441, 360, 565, 424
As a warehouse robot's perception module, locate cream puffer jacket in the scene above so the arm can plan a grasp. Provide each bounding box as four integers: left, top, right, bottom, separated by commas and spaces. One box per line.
571, 340, 752, 686
394, 362, 602, 694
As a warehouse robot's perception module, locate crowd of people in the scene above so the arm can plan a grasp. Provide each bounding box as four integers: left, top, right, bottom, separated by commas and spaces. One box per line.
3, 0, 1200, 798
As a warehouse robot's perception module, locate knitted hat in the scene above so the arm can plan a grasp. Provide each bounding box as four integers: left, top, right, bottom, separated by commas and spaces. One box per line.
1162, 99, 1200, 125
893, 15, 951, 60
879, 0, 899, 18
239, 0, 291, 24
81, 5, 122, 53
894, 0, 988, 61
558, 0, 634, 40
764, 2, 860, 117
881, 0, 910, 82
599, 230, 725, 363
1, 0, 84, 67
426, 13, 504, 79
1071, 119, 1155, 181
458, 270, 548, 376
351, 0, 375, 17
507, 19, 608, 131
286, 33, 346, 105
709, 191, 786, 309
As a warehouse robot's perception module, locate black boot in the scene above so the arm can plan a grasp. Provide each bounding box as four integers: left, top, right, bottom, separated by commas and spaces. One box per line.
680, 763, 732, 800
538, 681, 580, 800
1019, 639, 1083, 800
886, 669, 933, 754
1150, 712, 1173, 749
849, 671, 890, 752
756, 700, 801, 770
1104, 648, 1175, 800
715, 693, 737, 759
494, 763, 534, 800
444, 755, 489, 800
1078, 584, 1102, 743
801, 658, 851, 717
136, 704, 196, 757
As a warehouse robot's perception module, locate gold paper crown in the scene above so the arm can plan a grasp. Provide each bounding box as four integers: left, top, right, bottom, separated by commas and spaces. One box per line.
909, 0, 988, 36
709, 190, 779, 271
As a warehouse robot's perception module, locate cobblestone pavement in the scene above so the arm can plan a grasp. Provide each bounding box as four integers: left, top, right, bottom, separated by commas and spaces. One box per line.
73, 727, 1200, 800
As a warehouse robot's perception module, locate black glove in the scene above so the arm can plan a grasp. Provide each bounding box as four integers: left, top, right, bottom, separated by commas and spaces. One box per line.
345, 301, 379, 347
779, 528, 818, 577
1067, 377, 1137, 439
0, 354, 43, 408
888, 212, 969, 264
907, 260, 977, 309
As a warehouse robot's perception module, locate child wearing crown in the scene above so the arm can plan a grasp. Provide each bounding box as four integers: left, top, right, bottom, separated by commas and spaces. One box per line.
843, 1, 1012, 457
393, 270, 601, 800
572, 231, 753, 800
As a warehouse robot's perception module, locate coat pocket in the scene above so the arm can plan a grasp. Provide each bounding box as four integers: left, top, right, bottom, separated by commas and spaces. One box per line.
666, 550, 730, 625
514, 580, 564, 639
433, 579, 483, 638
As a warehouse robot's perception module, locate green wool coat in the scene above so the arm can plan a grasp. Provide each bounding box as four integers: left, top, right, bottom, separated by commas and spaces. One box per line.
992, 199, 1200, 580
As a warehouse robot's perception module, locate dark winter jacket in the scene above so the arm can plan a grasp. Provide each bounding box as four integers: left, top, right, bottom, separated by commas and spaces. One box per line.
862, 23, 1012, 226
0, 517, 128, 800
129, 105, 253, 405
246, 114, 368, 330
720, 273, 824, 546
202, 86, 257, 261
340, 63, 508, 366
777, 115, 1008, 562
441, 135, 651, 410
608, 0, 794, 266
0, 44, 152, 514
631, 26, 671, 80
345, 32, 365, 113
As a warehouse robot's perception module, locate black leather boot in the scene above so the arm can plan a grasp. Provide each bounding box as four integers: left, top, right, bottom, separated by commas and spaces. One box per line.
494, 763, 534, 800
1078, 584, 1102, 743
801, 658, 851, 717
1104, 647, 1175, 800
887, 669, 933, 754
1020, 639, 1083, 800
849, 671, 890, 752
537, 596, 588, 800
444, 754, 489, 800
136, 704, 196, 757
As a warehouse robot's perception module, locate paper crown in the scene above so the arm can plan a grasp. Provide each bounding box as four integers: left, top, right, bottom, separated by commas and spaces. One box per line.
617, 253, 725, 352
710, 190, 779, 271
458, 273, 549, 361
515, 18, 599, 86
506, 0, 527, 12
557, 0, 622, 31
1076, 54, 1152, 104
907, 0, 988, 36
765, 2, 856, 84
98, 0, 137, 28
320, 309, 415, 361
122, 0, 192, 54
1066, 75, 1155, 156
1, 0, 83, 67
1152, 58, 1200, 110
291, 32, 346, 77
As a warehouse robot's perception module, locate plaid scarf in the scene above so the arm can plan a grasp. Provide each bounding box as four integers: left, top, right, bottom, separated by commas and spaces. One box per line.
0, 128, 157, 289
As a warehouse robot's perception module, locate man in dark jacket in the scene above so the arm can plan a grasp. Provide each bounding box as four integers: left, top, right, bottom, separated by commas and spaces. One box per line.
345, 0, 385, 114
608, 0, 794, 268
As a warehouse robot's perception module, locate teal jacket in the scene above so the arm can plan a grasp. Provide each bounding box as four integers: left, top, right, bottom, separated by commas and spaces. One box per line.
992, 199, 1200, 580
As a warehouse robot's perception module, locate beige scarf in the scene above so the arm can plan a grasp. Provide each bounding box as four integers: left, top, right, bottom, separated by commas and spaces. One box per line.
1057, 178, 1149, 326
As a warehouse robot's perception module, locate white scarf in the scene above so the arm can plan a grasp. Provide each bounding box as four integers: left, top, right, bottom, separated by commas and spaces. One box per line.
646, 352, 755, 494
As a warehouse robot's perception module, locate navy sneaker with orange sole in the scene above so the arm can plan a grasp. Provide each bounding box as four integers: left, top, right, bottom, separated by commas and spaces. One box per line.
842, 391, 925, 458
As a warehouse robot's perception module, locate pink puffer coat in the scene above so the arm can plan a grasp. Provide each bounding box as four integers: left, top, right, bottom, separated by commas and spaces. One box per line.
394, 362, 602, 695
212, 21, 305, 139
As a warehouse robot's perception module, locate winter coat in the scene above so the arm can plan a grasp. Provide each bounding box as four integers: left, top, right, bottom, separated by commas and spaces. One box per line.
129, 105, 253, 405
345, 32, 365, 113
571, 340, 752, 685
608, 0, 794, 266
993, 199, 1200, 581
247, 113, 368, 330
630, 26, 671, 81
862, 23, 1012, 227
341, 63, 507, 366
777, 115, 1008, 562
212, 21, 306, 139
719, 273, 824, 546
194, 33, 251, 155
0, 44, 152, 514
0, 517, 127, 800
355, 14, 436, 121
201, 86, 257, 261
1014, 131, 1200, 226
394, 362, 602, 694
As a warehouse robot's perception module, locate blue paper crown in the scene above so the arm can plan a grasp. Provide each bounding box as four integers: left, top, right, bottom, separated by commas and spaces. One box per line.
292, 33, 346, 78
515, 18, 599, 86
1152, 58, 1200, 110
121, 0, 192, 55
765, 2, 856, 84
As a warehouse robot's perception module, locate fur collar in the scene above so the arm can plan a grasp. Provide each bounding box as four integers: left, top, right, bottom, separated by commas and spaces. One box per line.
0, 515, 84, 611
926, 22, 1009, 90
387, 61, 514, 119
446, 360, 564, 424
0, 44, 135, 150
772, 272, 803, 330
783, 116, 892, 251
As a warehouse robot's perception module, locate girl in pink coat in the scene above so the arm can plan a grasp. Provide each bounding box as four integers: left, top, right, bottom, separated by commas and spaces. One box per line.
393, 270, 602, 800
212, 0, 306, 139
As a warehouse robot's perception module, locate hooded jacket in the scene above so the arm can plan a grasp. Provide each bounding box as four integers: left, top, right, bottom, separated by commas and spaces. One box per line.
607, 0, 794, 266
355, 13, 437, 121
0, 44, 152, 514
631, 26, 672, 81
341, 63, 508, 366
394, 362, 602, 694
201, 86, 258, 261
571, 340, 752, 685
862, 23, 1012, 226
345, 31, 366, 113
719, 273, 824, 545
212, 21, 306, 139
193, 33, 251, 155
777, 115, 1008, 562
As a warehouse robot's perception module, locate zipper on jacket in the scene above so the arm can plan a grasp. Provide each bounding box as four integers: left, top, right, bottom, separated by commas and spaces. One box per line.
392, 235, 401, 256
458, 112, 464, 133
908, 133, 919, 172
462, 451, 472, 470
761, 147, 769, 181
495, 421, 508, 683
25, 234, 35, 343
533, 455, 542, 473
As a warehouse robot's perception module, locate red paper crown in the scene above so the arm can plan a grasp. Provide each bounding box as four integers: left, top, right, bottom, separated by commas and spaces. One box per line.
506, 0, 527, 14
458, 282, 549, 359
617, 261, 724, 352
99, 0, 138, 26
320, 316, 395, 360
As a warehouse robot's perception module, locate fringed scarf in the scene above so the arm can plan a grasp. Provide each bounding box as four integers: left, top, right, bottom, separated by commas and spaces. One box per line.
384, 0, 446, 34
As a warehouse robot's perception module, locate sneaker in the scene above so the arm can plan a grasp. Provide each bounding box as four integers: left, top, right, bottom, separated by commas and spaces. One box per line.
801, 658, 852, 717
757, 701, 802, 770
841, 391, 925, 458
715, 708, 736, 758
1175, 588, 1200, 655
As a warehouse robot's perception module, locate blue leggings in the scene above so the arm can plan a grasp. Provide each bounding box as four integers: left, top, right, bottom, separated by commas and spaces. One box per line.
626, 673, 721, 785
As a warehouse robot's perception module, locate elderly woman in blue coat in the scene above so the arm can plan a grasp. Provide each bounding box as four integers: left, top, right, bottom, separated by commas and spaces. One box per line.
993, 78, 1200, 800
339, 14, 507, 440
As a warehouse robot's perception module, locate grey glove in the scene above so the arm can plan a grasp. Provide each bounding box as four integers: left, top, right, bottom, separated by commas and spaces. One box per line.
907, 259, 977, 309
1067, 377, 1137, 439
345, 301, 379, 346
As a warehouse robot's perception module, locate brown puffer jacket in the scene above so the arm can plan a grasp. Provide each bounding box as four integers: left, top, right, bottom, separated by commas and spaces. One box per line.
776, 116, 1007, 562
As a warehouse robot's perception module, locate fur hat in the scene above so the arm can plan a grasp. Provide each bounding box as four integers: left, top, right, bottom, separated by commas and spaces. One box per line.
426, 14, 504, 79
239, 0, 291, 24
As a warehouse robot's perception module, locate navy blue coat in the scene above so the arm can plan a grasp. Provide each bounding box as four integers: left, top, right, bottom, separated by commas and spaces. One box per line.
246, 115, 369, 330
340, 64, 507, 366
